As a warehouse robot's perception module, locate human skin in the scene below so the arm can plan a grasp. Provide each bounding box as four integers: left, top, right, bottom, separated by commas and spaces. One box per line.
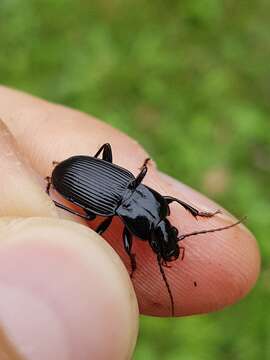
0, 86, 260, 359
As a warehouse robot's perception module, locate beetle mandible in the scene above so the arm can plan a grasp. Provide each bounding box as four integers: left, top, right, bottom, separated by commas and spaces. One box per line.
46, 143, 243, 315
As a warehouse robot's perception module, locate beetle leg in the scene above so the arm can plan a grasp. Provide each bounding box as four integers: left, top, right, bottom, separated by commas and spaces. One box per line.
52, 201, 96, 221
157, 254, 175, 316
161, 260, 172, 268
45, 176, 96, 220
45, 176, 51, 195
96, 217, 113, 235
130, 165, 148, 189
123, 227, 137, 278
140, 157, 151, 170
179, 246, 185, 260
94, 143, 113, 163
164, 196, 220, 219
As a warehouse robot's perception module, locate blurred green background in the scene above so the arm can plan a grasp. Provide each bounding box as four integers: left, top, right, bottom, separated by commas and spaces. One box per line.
1, 0, 269, 358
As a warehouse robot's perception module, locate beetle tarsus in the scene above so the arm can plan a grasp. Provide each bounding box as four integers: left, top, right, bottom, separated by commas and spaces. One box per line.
130, 165, 148, 189
140, 158, 151, 170
129, 253, 137, 278
195, 209, 221, 218
165, 196, 220, 219
179, 246, 185, 260
52, 200, 96, 221
45, 176, 51, 195
123, 227, 137, 278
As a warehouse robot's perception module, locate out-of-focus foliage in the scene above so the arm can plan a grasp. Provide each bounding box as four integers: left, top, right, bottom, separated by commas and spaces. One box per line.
0, 0, 269, 358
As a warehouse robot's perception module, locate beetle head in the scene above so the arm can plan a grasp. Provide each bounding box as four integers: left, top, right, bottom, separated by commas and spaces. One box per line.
151, 219, 180, 262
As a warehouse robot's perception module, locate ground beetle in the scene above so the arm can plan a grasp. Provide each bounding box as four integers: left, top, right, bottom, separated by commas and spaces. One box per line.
46, 143, 243, 315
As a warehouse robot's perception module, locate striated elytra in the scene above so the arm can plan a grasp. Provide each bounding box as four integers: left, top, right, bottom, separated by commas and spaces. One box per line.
46, 143, 243, 316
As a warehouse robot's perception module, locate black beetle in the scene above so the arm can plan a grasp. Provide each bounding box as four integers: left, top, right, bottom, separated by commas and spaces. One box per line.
46, 143, 243, 315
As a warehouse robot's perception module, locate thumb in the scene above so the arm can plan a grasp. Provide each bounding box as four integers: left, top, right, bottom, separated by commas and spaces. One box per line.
0, 217, 138, 360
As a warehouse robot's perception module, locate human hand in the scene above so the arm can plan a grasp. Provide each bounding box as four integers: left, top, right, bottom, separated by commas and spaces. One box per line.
0, 86, 260, 359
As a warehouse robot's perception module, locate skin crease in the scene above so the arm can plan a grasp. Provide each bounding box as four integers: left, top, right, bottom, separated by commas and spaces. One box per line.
0, 86, 260, 356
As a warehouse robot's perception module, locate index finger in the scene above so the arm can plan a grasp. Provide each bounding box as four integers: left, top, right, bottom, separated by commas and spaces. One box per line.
0, 86, 260, 316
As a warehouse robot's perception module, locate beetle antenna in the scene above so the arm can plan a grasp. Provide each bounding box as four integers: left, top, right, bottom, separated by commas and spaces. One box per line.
157, 255, 175, 316
177, 217, 246, 242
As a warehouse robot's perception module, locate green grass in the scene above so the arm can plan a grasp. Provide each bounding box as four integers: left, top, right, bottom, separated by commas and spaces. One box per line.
1, 0, 270, 358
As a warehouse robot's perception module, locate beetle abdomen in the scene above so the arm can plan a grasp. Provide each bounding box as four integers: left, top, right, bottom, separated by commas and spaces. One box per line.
52, 156, 135, 215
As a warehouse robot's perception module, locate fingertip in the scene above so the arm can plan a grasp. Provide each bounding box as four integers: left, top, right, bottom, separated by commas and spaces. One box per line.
154, 172, 260, 316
